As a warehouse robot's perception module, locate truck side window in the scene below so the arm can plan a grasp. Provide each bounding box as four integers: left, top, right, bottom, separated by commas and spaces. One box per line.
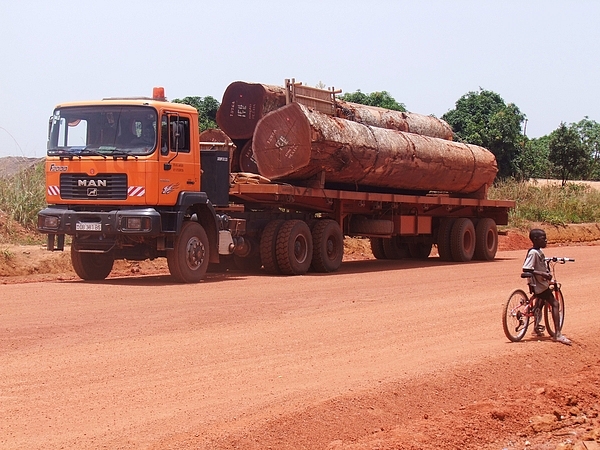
169, 117, 190, 153
161, 115, 169, 155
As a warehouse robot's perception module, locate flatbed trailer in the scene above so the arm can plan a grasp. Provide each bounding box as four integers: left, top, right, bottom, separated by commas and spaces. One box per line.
213, 179, 514, 275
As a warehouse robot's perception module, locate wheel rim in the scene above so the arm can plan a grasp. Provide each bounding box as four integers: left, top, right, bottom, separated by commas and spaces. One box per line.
485, 229, 495, 251
326, 237, 336, 259
185, 237, 206, 270
294, 235, 309, 264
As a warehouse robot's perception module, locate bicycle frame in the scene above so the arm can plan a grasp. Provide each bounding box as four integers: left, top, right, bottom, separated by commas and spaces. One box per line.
502, 257, 573, 342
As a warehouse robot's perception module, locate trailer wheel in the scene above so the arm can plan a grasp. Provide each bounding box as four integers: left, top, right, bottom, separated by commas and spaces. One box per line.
408, 241, 432, 260
474, 218, 498, 261
450, 218, 476, 262
233, 239, 262, 272
70, 245, 114, 281
370, 237, 387, 259
260, 219, 285, 274
311, 220, 343, 273
276, 220, 313, 275
167, 221, 210, 283
437, 218, 455, 261
383, 236, 409, 260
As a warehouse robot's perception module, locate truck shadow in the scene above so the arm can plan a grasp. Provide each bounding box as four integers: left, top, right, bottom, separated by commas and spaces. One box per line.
63, 255, 520, 286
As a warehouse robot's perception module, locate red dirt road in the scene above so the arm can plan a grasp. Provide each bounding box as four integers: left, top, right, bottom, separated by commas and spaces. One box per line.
1, 246, 599, 449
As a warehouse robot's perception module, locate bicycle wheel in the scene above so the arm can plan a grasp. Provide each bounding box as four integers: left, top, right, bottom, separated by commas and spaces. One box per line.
544, 289, 565, 338
502, 289, 530, 342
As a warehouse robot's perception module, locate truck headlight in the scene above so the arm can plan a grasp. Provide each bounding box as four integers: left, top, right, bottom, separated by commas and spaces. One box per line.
38, 215, 60, 230
121, 216, 151, 231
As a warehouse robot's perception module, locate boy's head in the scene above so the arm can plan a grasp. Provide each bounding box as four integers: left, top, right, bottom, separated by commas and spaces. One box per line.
529, 228, 547, 248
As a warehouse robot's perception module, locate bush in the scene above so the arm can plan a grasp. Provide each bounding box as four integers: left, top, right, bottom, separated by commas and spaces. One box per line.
0, 162, 46, 232
489, 179, 600, 227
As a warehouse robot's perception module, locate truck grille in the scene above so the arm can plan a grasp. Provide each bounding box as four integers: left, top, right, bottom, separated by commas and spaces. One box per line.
60, 173, 128, 200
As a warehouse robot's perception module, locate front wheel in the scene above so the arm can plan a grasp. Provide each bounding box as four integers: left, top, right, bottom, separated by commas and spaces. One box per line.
502, 289, 530, 342
71, 246, 114, 281
167, 221, 210, 283
544, 289, 565, 338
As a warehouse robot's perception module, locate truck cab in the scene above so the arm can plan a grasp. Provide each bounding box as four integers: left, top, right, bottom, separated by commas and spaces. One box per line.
38, 88, 238, 282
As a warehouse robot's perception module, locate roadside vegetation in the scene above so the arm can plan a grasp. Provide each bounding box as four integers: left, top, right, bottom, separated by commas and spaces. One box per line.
489, 179, 600, 228
0, 163, 46, 243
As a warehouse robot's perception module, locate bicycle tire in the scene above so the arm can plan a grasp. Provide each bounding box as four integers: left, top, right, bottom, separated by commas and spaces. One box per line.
544, 289, 565, 338
502, 289, 530, 342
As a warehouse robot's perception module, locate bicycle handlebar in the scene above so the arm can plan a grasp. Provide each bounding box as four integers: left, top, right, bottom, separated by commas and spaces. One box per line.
545, 257, 575, 263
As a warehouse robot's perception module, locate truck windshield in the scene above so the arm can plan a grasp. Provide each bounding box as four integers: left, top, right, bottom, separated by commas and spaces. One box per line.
47, 106, 158, 157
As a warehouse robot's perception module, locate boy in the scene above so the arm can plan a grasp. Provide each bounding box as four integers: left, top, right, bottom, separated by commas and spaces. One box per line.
522, 229, 572, 345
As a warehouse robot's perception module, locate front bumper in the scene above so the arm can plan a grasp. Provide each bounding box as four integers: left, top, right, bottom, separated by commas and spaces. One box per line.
37, 206, 162, 238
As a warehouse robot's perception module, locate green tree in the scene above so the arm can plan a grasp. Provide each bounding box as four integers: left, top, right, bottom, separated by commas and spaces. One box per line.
442, 89, 526, 179
548, 122, 587, 185
339, 90, 406, 112
172, 96, 220, 132
570, 117, 600, 180
516, 135, 551, 180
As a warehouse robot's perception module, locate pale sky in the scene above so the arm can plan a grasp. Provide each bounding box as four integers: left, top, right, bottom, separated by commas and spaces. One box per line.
1, 0, 599, 157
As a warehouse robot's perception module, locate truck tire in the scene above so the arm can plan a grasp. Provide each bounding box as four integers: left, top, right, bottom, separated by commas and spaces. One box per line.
70, 245, 114, 281
408, 241, 432, 259
450, 218, 476, 262
311, 220, 343, 273
382, 236, 409, 260
167, 221, 210, 283
370, 237, 387, 259
276, 220, 313, 275
233, 240, 263, 272
260, 219, 285, 274
474, 218, 498, 261
437, 218, 455, 261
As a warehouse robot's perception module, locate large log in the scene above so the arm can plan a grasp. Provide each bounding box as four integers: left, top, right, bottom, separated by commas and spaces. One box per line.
216, 81, 454, 141
216, 82, 287, 140
252, 103, 497, 195
336, 102, 453, 140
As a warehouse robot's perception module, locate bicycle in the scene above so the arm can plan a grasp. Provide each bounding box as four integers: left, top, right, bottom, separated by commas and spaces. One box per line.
502, 257, 574, 342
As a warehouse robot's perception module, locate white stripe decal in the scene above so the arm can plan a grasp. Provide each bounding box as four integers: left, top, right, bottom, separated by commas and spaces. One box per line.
47, 186, 60, 196
128, 186, 146, 197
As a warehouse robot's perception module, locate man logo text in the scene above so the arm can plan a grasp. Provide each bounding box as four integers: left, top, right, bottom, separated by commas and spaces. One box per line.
78, 180, 107, 187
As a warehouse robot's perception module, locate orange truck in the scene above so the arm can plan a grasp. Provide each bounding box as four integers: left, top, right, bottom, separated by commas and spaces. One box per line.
37, 85, 514, 282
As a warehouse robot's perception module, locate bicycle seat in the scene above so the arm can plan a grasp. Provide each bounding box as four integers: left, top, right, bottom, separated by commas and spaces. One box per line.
520, 272, 534, 278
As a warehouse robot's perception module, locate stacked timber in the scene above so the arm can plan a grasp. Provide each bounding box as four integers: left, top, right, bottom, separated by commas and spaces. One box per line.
252, 102, 497, 195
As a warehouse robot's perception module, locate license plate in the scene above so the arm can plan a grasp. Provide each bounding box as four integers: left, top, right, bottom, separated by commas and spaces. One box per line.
75, 222, 102, 232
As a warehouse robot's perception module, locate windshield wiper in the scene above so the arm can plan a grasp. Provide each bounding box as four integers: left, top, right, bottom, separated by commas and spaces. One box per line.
110, 150, 137, 160
78, 148, 108, 159
47, 148, 84, 160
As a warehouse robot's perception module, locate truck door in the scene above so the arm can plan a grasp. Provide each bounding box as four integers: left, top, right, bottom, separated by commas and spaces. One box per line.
157, 113, 199, 205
